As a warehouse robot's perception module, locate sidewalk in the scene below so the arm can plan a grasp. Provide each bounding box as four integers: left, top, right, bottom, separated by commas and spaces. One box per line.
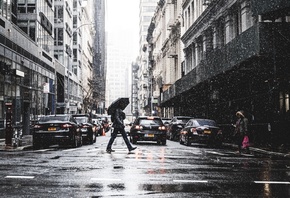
223, 143, 290, 158
0, 135, 33, 151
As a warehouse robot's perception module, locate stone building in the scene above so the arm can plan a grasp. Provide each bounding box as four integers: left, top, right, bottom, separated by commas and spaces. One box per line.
147, 0, 184, 117
147, 0, 290, 146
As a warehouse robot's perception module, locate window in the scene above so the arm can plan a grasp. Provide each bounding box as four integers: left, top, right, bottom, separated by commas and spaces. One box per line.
54, 50, 64, 64
142, 16, 152, 22
55, 28, 63, 45
17, 0, 36, 13
142, 6, 156, 12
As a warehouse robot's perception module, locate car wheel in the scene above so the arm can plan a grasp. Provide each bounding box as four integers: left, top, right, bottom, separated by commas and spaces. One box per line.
162, 140, 166, 145
169, 133, 173, 140
179, 136, 183, 144
71, 135, 78, 148
184, 135, 190, 146
33, 139, 41, 150
89, 131, 95, 144
79, 135, 83, 147
131, 137, 137, 144
93, 132, 97, 143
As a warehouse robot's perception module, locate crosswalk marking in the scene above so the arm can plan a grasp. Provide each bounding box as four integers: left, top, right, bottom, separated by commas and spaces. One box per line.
91, 178, 122, 181
173, 179, 208, 183
5, 176, 35, 179
254, 181, 290, 184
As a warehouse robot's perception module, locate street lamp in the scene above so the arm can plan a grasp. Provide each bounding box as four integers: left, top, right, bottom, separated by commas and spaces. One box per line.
66, 22, 95, 114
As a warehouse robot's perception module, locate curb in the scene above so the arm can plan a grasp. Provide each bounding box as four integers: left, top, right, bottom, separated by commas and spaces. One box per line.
223, 143, 290, 158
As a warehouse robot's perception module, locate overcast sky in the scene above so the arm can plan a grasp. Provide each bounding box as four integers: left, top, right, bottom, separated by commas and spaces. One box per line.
106, 0, 139, 59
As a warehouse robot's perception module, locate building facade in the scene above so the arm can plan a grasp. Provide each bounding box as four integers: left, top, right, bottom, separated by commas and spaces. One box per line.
146, 0, 290, 146
135, 0, 159, 117
0, 0, 101, 142
147, 0, 184, 118
1, 0, 55, 137
92, 0, 106, 115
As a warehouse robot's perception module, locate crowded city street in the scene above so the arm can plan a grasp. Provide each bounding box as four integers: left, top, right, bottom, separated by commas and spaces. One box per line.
1, 134, 290, 197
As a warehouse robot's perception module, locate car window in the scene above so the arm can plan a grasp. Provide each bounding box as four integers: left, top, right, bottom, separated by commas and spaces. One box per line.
179, 118, 191, 123
196, 119, 216, 126
39, 115, 68, 122
185, 120, 193, 127
75, 117, 87, 123
139, 119, 162, 126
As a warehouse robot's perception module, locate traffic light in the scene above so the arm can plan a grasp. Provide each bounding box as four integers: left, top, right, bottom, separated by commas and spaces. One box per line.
0, 61, 9, 75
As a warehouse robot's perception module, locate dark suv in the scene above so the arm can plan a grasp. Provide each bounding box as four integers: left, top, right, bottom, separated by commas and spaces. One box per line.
167, 116, 193, 141
129, 116, 167, 145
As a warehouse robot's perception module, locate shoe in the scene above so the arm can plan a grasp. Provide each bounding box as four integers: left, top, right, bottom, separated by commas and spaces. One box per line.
129, 147, 137, 152
106, 149, 115, 153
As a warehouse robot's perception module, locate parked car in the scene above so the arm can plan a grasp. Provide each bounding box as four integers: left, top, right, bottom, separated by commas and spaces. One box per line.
130, 116, 167, 145
92, 119, 103, 136
179, 118, 223, 146
72, 114, 97, 144
161, 117, 171, 124
98, 115, 112, 133
167, 116, 193, 141
124, 119, 131, 135
33, 114, 82, 149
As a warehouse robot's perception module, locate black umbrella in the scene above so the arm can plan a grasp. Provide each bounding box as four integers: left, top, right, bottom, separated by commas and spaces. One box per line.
107, 97, 129, 115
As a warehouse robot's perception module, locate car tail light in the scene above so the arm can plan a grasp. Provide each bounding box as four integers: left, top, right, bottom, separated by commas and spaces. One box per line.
158, 126, 166, 130
191, 128, 198, 135
34, 125, 42, 129
61, 124, 73, 128
135, 125, 143, 130
81, 125, 90, 128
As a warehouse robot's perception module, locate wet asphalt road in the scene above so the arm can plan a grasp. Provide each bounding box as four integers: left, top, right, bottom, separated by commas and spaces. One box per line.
1, 134, 290, 197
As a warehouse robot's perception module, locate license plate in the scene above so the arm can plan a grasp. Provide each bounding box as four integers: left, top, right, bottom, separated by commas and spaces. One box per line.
204, 130, 211, 134
145, 134, 154, 137
48, 127, 56, 131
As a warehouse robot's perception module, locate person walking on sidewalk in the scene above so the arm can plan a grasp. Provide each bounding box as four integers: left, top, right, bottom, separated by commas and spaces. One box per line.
233, 110, 249, 154
106, 108, 136, 153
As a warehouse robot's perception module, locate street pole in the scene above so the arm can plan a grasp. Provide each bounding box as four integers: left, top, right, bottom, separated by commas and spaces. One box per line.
67, 23, 95, 114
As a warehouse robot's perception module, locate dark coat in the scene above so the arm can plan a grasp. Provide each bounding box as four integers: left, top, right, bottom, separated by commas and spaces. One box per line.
234, 117, 248, 136
112, 108, 125, 129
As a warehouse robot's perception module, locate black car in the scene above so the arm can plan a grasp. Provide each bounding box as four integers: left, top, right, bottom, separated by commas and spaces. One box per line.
92, 119, 103, 136
179, 118, 223, 146
167, 116, 193, 141
130, 116, 167, 145
72, 114, 97, 144
33, 114, 82, 149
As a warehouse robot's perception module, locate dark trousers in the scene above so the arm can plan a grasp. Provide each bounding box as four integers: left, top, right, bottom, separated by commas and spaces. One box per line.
106, 127, 133, 150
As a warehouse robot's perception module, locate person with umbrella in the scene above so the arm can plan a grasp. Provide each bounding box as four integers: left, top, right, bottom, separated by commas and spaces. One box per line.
106, 98, 137, 153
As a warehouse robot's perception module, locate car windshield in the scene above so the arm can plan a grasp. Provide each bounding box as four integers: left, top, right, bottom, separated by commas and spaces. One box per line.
39, 115, 69, 122
75, 117, 88, 123
196, 119, 216, 126
177, 118, 191, 123
139, 119, 162, 126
